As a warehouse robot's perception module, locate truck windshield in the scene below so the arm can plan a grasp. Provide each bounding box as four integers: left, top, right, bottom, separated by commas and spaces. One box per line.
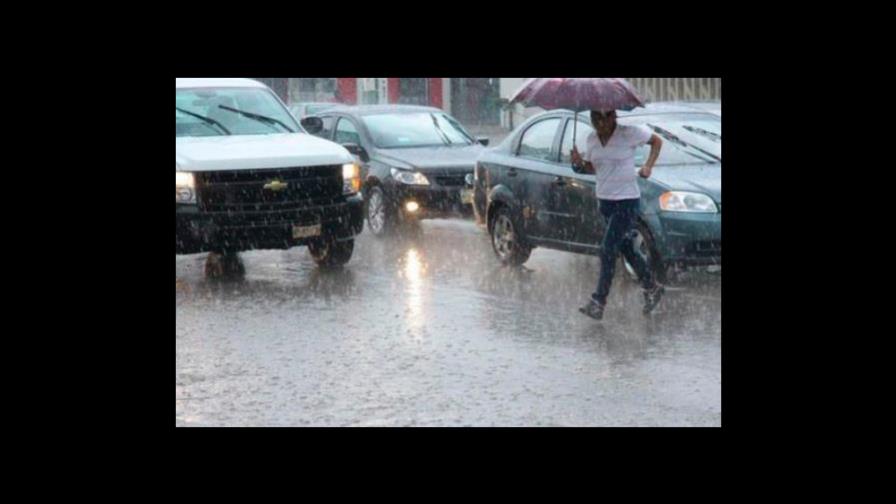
176, 87, 301, 138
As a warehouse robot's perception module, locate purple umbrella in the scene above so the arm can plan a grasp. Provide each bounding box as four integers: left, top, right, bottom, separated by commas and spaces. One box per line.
510, 78, 646, 164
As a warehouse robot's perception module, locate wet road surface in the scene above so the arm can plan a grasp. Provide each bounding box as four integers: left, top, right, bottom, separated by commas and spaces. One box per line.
176, 219, 721, 426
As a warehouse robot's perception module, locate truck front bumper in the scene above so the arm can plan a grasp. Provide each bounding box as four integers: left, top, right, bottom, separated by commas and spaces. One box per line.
176, 194, 364, 254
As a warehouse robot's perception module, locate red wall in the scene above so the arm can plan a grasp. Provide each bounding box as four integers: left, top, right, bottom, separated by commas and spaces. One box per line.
387, 78, 400, 103
336, 78, 356, 104
429, 78, 442, 108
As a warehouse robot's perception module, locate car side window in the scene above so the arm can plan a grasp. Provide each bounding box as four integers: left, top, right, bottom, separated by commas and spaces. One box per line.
559, 119, 594, 165
517, 118, 561, 161
314, 115, 336, 140
334, 117, 361, 145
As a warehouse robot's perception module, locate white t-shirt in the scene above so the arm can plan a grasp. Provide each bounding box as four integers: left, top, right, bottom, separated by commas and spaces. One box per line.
584, 124, 653, 200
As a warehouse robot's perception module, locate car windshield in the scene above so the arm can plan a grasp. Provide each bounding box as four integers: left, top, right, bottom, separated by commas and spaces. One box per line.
633, 131, 719, 165
362, 112, 474, 148
176, 87, 300, 138
621, 113, 721, 137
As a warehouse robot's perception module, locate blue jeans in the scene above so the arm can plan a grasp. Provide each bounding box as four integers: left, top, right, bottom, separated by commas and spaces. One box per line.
592, 198, 655, 305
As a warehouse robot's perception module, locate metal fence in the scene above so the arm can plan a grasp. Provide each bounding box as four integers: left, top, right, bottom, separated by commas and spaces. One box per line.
626, 78, 721, 102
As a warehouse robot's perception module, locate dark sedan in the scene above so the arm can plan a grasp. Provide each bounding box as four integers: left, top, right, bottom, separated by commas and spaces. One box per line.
473, 109, 721, 282
304, 105, 489, 236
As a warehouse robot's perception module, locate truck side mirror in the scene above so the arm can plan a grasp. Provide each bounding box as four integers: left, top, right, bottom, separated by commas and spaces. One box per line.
476, 136, 490, 146
300, 116, 323, 134
342, 143, 369, 163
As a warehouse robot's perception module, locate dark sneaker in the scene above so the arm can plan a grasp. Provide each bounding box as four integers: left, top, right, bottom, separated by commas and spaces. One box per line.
579, 300, 606, 320
642, 284, 665, 315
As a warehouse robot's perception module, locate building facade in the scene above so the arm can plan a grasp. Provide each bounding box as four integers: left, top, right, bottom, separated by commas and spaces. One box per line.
253, 77, 719, 132
255, 78, 502, 126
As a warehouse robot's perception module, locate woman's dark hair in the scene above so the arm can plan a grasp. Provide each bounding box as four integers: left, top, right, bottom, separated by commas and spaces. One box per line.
591, 110, 616, 119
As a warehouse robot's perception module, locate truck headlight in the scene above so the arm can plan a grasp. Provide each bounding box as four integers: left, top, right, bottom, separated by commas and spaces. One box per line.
176, 171, 196, 204
343, 163, 361, 194
659, 191, 718, 213
391, 167, 429, 186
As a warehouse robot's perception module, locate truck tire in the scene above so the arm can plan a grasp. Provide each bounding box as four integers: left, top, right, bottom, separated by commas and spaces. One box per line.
308, 238, 354, 268
205, 251, 245, 278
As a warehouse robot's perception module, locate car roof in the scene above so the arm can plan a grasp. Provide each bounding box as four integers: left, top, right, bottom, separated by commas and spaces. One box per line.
643, 101, 720, 113
176, 78, 268, 89
292, 102, 340, 106
619, 102, 717, 116
321, 104, 443, 116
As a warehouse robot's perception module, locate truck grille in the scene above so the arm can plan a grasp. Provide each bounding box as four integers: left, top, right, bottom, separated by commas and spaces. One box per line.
196, 166, 342, 213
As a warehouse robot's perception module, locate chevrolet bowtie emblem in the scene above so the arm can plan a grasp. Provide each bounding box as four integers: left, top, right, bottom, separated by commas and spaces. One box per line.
263, 179, 288, 191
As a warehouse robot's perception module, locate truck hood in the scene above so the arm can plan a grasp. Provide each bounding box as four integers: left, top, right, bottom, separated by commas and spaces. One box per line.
176, 133, 354, 172
373, 144, 485, 173
650, 163, 722, 202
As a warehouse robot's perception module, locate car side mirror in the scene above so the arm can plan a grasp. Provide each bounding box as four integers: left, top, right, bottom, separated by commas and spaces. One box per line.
476, 136, 490, 146
342, 143, 369, 163
300, 116, 323, 134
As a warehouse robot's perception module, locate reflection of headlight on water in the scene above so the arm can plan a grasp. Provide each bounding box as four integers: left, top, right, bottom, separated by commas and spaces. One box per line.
404, 248, 425, 284
404, 248, 426, 339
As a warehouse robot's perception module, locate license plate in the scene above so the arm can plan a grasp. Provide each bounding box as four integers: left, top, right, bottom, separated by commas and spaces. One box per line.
292, 223, 321, 239
460, 188, 474, 204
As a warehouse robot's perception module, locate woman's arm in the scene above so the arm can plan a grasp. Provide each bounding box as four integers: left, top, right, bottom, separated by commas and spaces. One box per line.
638, 134, 662, 178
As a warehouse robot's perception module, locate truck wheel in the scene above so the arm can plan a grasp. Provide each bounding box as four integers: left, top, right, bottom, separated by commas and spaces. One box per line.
365, 185, 395, 237
490, 206, 531, 266
205, 251, 245, 279
622, 222, 668, 284
308, 239, 354, 268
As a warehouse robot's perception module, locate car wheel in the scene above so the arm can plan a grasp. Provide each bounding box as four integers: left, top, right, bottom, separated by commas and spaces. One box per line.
490, 206, 531, 266
365, 185, 394, 237
622, 222, 668, 284
308, 238, 354, 268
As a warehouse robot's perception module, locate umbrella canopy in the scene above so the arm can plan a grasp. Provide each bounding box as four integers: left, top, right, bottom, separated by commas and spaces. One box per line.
510, 77, 645, 112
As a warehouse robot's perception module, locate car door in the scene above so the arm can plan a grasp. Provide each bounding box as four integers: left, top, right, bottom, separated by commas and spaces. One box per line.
556, 117, 604, 247
510, 116, 565, 241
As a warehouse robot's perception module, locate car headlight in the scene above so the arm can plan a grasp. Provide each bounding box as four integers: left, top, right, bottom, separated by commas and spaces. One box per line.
176, 171, 196, 204
659, 191, 718, 213
391, 167, 429, 186
343, 163, 361, 194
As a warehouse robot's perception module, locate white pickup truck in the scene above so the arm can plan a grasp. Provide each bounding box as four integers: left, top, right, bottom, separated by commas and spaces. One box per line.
176, 78, 364, 270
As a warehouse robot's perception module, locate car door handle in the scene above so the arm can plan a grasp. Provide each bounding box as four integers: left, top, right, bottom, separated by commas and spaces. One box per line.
553, 176, 567, 186
507, 168, 517, 177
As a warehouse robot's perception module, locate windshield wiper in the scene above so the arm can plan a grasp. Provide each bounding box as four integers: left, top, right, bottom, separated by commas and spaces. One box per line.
176, 107, 231, 135
649, 124, 721, 163
429, 114, 452, 145
217, 105, 294, 133
432, 115, 473, 145
682, 124, 722, 142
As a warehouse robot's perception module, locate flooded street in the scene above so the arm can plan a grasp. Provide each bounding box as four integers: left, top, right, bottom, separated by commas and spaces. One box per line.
176, 219, 721, 426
